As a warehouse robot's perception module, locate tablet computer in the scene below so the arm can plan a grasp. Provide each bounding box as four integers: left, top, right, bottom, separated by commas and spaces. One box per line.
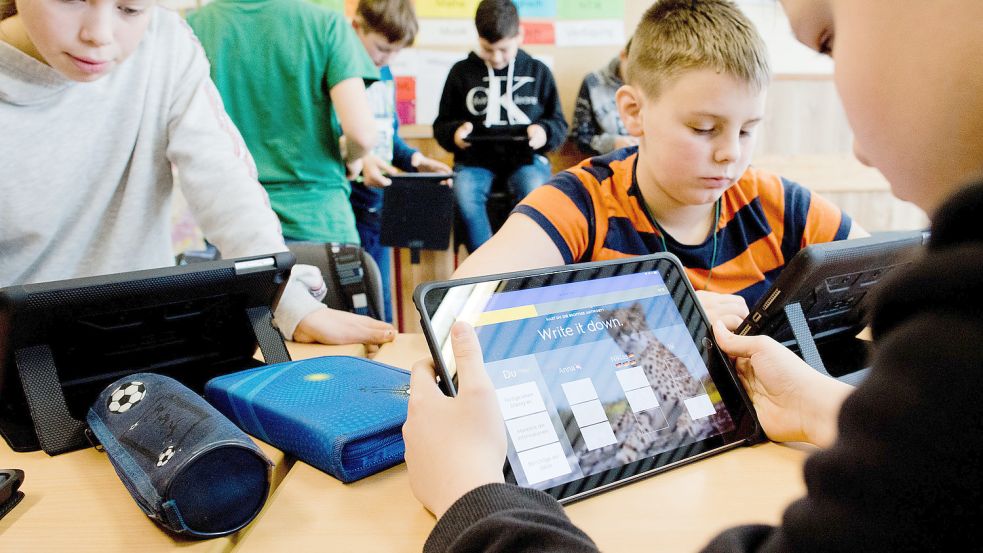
0, 252, 295, 453
464, 126, 534, 168
463, 134, 530, 144
414, 254, 760, 503
380, 174, 455, 250
736, 231, 927, 380
384, 172, 455, 181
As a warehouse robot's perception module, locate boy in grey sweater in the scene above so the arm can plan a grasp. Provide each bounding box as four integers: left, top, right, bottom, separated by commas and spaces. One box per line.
0, 2, 394, 346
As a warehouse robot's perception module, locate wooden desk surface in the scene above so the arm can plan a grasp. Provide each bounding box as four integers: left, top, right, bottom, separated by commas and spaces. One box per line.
236, 442, 807, 553
0, 341, 362, 552
237, 337, 811, 553
0, 336, 812, 551
0, 439, 287, 552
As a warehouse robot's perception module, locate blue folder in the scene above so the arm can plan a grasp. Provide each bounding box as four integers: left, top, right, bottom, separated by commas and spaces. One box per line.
204, 356, 410, 483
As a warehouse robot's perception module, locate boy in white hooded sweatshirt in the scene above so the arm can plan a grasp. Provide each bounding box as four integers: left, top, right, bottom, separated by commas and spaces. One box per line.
0, 0, 395, 347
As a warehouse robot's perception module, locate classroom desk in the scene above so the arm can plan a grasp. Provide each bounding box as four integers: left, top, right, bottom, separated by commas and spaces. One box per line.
236, 334, 811, 553
0, 436, 287, 552
0, 341, 365, 552
1, 335, 812, 552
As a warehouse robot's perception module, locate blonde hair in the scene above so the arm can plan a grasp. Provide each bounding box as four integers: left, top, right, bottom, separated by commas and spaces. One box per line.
1, 0, 16, 20
626, 0, 770, 99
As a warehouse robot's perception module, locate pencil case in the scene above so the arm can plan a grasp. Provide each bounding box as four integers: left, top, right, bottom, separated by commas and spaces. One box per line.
204, 356, 410, 483
86, 373, 272, 538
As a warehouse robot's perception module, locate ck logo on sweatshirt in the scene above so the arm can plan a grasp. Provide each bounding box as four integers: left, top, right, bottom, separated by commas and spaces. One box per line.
466, 76, 537, 125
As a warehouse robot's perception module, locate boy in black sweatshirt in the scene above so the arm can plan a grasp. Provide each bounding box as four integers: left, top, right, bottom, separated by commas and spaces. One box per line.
433, 0, 567, 252
403, 0, 983, 551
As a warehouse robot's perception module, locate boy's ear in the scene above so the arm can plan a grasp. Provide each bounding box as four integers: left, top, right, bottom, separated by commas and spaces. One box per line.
616, 84, 644, 137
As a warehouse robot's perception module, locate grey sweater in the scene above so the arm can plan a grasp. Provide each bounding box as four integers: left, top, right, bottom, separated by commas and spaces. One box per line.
0, 8, 323, 338
569, 56, 627, 156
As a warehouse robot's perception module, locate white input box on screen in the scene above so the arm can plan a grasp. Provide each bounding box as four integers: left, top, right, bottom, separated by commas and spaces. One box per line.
506, 411, 560, 452
580, 421, 618, 450
616, 366, 651, 391
684, 394, 716, 420
517, 442, 572, 485
496, 381, 548, 420
561, 378, 598, 405
570, 400, 608, 427
625, 386, 661, 412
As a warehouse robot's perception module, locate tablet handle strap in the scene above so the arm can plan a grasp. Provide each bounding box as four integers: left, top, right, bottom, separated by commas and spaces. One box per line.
15, 344, 88, 455
247, 306, 291, 365
783, 302, 830, 376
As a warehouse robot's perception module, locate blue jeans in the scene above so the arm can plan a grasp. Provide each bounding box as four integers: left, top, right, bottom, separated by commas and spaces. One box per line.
349, 182, 393, 323
453, 155, 552, 252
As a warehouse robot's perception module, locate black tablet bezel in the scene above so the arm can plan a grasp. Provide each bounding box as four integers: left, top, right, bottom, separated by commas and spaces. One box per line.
384, 172, 455, 182
463, 134, 530, 144
414, 253, 761, 504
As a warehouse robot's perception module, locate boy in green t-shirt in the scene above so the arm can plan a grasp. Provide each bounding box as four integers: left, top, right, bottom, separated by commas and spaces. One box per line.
189, 0, 379, 243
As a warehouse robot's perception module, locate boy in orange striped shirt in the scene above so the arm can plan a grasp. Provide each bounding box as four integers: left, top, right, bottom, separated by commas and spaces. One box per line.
455, 0, 864, 329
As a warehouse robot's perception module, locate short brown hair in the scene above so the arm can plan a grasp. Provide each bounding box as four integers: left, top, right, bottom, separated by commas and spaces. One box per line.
475, 0, 520, 43
355, 0, 418, 46
626, 0, 770, 99
1, 0, 16, 20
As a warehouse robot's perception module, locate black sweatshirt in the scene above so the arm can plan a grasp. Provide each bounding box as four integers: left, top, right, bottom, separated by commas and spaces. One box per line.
424, 180, 983, 552
433, 50, 567, 170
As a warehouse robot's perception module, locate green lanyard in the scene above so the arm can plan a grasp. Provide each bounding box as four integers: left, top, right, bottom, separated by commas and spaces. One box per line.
638, 193, 722, 291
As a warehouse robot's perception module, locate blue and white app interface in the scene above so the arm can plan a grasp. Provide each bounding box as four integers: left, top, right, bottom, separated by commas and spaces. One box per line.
430, 272, 736, 490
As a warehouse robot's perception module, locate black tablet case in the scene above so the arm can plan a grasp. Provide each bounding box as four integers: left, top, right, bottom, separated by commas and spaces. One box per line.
0, 253, 294, 455
380, 177, 454, 251
737, 231, 927, 382
465, 126, 534, 169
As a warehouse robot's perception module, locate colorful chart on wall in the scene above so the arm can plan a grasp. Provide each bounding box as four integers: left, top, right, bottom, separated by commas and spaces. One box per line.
413, 0, 626, 47
164, 0, 830, 130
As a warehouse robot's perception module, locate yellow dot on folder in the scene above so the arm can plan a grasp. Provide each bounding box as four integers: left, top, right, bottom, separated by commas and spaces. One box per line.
304, 373, 333, 382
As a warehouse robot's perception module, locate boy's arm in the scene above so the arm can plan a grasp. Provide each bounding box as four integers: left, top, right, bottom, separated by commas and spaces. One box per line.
391, 112, 419, 171
424, 486, 598, 553
454, 169, 597, 277
452, 213, 565, 278
164, 27, 323, 339
332, 77, 377, 163
433, 64, 468, 154
165, 25, 394, 345
532, 65, 568, 153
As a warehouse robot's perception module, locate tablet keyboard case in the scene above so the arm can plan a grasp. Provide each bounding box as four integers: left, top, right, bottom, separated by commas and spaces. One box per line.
204, 356, 410, 483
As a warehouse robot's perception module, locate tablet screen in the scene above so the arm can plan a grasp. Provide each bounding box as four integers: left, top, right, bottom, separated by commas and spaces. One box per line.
417, 256, 758, 502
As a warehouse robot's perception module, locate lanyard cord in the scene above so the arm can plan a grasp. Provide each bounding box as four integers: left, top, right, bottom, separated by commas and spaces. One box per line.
638, 188, 722, 291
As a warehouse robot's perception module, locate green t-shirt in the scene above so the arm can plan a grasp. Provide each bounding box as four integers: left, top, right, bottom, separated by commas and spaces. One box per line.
188, 0, 378, 242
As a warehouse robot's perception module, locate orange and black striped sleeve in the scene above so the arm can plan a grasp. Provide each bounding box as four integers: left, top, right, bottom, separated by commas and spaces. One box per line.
513, 169, 598, 264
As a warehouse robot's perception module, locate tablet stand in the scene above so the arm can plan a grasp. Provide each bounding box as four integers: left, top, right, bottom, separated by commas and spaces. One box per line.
15, 344, 88, 455
783, 302, 829, 375
783, 302, 871, 386
247, 306, 291, 365
9, 305, 289, 455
